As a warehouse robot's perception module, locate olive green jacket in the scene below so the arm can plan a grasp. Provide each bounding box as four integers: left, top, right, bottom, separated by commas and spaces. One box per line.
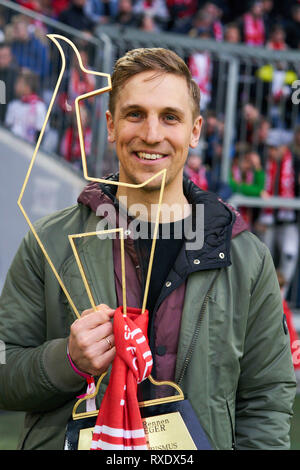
0, 202, 296, 450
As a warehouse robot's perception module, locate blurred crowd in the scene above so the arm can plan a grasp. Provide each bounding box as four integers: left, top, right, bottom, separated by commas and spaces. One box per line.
1, 0, 300, 307
6, 0, 300, 45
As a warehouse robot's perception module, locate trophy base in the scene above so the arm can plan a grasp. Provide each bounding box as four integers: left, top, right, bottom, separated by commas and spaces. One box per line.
64, 399, 212, 450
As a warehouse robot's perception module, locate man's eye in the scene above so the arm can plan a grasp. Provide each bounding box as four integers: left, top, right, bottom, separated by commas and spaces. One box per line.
165, 114, 178, 122
127, 111, 142, 119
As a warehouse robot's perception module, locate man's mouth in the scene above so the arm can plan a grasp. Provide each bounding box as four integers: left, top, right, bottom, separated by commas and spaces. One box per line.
135, 152, 168, 160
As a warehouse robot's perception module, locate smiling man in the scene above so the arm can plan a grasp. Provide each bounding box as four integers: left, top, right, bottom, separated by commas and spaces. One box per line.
0, 48, 296, 450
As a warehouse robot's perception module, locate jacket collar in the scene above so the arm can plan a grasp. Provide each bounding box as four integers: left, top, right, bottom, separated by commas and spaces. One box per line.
77, 173, 248, 273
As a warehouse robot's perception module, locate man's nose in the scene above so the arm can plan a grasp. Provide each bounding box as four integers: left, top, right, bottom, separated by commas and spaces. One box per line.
140, 115, 164, 144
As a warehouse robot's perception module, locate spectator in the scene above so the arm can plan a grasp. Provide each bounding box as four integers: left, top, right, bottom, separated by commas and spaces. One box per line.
60, 105, 92, 170
271, 0, 298, 22
0, 42, 19, 123
266, 23, 288, 50
69, 46, 95, 102
229, 148, 265, 226
240, 102, 261, 144
184, 151, 232, 200
58, 0, 94, 31
133, 0, 169, 31
37, 0, 58, 17
286, 4, 300, 49
238, 0, 266, 47
15, 1, 41, 12
137, 12, 161, 32
7, 14, 51, 80
230, 148, 265, 197
261, 0, 276, 38
223, 22, 241, 43
5, 69, 47, 144
58, 46, 96, 113
189, 47, 213, 112
257, 129, 299, 299
201, 1, 224, 41
261, 0, 273, 15
184, 153, 209, 190
202, 111, 233, 199
52, 0, 71, 17
166, 0, 198, 33
202, 110, 223, 168
253, 116, 271, 166
220, 0, 247, 23
15, 1, 70, 17
188, 9, 215, 39
84, 0, 119, 25
113, 0, 139, 28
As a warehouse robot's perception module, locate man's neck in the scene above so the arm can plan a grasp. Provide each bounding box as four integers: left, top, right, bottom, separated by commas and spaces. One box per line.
116, 179, 191, 223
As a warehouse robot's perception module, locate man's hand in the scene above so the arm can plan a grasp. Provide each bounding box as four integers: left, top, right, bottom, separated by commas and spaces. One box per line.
68, 304, 116, 376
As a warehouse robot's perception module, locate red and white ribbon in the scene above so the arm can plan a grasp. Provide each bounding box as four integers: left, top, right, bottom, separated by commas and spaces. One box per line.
91, 306, 153, 450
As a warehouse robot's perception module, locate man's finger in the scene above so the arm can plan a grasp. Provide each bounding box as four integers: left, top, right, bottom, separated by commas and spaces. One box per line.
91, 347, 116, 376
80, 321, 114, 348
81, 303, 115, 318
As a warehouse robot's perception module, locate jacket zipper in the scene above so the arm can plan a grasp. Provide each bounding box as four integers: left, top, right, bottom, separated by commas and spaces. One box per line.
177, 271, 220, 386
176, 269, 236, 451
226, 399, 236, 450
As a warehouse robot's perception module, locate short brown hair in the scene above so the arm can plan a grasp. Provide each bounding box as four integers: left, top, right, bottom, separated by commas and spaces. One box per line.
108, 48, 201, 120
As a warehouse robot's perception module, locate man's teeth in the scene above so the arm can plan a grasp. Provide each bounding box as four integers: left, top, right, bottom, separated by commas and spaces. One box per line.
136, 152, 165, 160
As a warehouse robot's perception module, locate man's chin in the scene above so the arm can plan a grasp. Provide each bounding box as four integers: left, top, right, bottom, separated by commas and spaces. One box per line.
123, 172, 167, 192
141, 178, 166, 192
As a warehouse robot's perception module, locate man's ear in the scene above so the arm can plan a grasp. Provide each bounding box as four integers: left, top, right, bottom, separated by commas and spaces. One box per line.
189, 115, 203, 149
106, 110, 115, 143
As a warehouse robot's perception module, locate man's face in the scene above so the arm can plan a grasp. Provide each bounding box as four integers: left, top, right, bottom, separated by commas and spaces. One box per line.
106, 71, 202, 191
